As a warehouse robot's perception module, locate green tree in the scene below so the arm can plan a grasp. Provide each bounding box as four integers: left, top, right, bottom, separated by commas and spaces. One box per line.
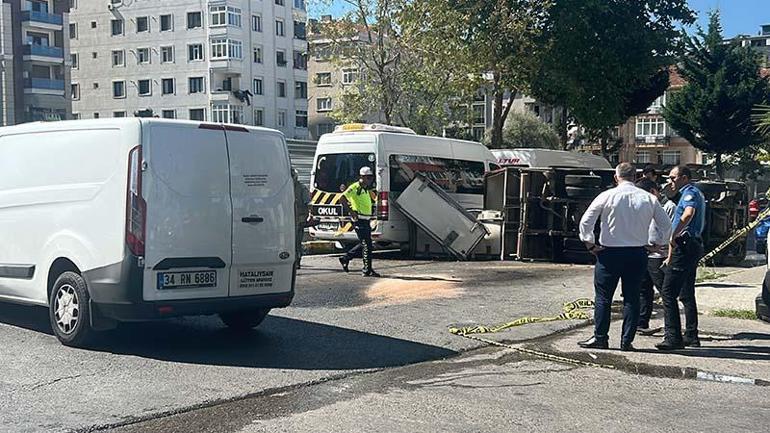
485, 111, 560, 149
663, 12, 770, 178
530, 0, 694, 154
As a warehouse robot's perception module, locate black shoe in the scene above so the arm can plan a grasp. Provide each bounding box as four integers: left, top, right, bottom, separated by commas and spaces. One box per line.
338, 257, 350, 273
683, 337, 701, 347
637, 326, 662, 336
655, 340, 685, 351
577, 337, 609, 350
620, 343, 636, 352
362, 270, 381, 278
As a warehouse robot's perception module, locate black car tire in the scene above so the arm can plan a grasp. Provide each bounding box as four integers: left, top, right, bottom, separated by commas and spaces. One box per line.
566, 186, 600, 199
49, 271, 96, 347
564, 175, 602, 188
219, 308, 270, 331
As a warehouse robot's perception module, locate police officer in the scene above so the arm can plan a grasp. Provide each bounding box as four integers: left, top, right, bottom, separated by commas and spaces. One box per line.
338, 167, 380, 277
292, 169, 313, 269
656, 165, 705, 350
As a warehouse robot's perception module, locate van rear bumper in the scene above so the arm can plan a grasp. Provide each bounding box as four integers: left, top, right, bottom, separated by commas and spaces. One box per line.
93, 292, 294, 321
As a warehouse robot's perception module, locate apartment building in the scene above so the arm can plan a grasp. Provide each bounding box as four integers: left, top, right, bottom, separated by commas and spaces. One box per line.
736, 24, 770, 67
0, 0, 71, 125
69, 0, 309, 139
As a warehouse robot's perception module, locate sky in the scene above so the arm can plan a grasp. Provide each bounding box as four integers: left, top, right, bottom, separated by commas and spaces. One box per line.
310, 0, 770, 39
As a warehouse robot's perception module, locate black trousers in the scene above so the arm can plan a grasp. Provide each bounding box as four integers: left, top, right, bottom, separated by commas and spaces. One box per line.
592, 247, 648, 345
661, 237, 703, 342
639, 257, 665, 328
343, 220, 374, 273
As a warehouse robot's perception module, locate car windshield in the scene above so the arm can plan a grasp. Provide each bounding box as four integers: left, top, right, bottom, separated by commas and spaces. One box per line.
314, 153, 375, 192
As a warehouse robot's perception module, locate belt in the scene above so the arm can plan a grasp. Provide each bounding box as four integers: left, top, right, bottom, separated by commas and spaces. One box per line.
357, 215, 374, 220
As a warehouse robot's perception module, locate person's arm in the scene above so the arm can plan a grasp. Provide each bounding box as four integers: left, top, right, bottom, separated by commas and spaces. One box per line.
650, 201, 673, 247
341, 186, 358, 220
671, 206, 696, 241
579, 192, 607, 253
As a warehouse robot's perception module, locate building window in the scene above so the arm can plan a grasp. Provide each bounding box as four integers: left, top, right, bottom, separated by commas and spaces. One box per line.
661, 150, 681, 166
111, 19, 123, 36
187, 12, 202, 29
472, 103, 485, 125
229, 40, 243, 59
294, 21, 306, 40
161, 46, 174, 63
70, 53, 78, 69
113, 111, 126, 118
160, 14, 173, 31
648, 94, 666, 112
276, 50, 287, 67
275, 0, 284, 6
636, 151, 652, 164
188, 43, 204, 61
253, 78, 263, 95
253, 46, 263, 63
212, 104, 244, 124
315, 72, 332, 86
317, 123, 334, 136
228, 7, 242, 27
211, 39, 242, 59
472, 127, 485, 141
342, 68, 358, 85
90, 20, 97, 29
93, 113, 100, 119
69, 23, 77, 39
112, 80, 126, 98
162, 110, 176, 119
189, 108, 205, 121
93, 82, 99, 89
136, 16, 149, 33
92, 52, 97, 59
72, 113, 80, 120
71, 83, 80, 100
210, 6, 226, 26
162, 78, 175, 95
293, 51, 307, 70
254, 108, 264, 126
295, 81, 307, 99
277, 81, 286, 98
138, 79, 151, 96
252, 14, 262, 32
294, 0, 305, 10
276, 19, 285, 36
137, 48, 150, 64
635, 116, 666, 137
317, 97, 332, 112
277, 110, 286, 127
189, 77, 205, 93
112, 50, 125, 67
296, 110, 308, 128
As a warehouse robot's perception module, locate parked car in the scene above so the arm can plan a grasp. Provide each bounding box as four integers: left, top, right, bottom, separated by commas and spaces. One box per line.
749, 194, 768, 222
0, 119, 297, 346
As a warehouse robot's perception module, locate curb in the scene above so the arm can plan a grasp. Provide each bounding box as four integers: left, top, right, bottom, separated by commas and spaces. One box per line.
303, 241, 339, 255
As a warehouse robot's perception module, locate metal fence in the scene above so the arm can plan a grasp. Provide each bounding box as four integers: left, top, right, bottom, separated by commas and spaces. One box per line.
287, 139, 317, 187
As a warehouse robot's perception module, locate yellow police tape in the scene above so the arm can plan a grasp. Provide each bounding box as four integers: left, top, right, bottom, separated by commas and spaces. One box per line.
699, 206, 770, 266
449, 298, 616, 369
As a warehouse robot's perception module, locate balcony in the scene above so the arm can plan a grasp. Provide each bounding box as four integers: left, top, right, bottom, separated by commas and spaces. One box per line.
21, 11, 63, 29
24, 78, 65, 94
23, 44, 64, 61
635, 135, 671, 147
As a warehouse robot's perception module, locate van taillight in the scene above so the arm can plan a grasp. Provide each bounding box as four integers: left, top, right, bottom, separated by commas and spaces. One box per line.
126, 146, 146, 256
377, 191, 389, 221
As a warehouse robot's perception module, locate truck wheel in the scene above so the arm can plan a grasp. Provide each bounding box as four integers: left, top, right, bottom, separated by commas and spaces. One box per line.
566, 186, 600, 199
49, 271, 96, 347
219, 308, 270, 331
564, 175, 602, 188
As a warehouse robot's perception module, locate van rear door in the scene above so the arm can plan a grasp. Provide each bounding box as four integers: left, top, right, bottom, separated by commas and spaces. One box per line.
142, 123, 233, 301
225, 127, 295, 297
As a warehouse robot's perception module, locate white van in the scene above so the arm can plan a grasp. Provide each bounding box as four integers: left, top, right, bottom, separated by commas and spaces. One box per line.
308, 124, 498, 248
0, 119, 296, 346
492, 148, 611, 169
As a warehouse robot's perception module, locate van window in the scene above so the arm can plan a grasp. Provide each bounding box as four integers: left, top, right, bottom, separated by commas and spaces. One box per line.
389, 154, 485, 195
315, 153, 375, 192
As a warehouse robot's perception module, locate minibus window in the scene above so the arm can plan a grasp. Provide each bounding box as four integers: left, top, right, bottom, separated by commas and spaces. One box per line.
315, 153, 375, 192
389, 154, 485, 195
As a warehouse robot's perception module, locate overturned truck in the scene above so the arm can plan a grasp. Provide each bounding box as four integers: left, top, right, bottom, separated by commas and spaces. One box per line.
482, 165, 749, 265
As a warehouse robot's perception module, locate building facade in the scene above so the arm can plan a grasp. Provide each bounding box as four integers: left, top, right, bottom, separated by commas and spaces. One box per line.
69, 0, 308, 139
736, 24, 770, 67
0, 0, 71, 126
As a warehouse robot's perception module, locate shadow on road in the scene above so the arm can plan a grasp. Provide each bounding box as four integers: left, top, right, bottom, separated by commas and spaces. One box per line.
0, 304, 455, 370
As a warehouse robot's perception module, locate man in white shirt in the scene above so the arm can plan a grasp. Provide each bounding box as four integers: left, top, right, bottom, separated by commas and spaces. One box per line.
578, 163, 672, 351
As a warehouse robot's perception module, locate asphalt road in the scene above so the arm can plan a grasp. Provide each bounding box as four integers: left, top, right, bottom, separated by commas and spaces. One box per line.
0, 253, 599, 433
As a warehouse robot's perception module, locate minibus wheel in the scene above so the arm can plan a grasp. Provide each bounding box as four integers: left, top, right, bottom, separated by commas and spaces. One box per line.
49, 271, 95, 347
219, 308, 270, 331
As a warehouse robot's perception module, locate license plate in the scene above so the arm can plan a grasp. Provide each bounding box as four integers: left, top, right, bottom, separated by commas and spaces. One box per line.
314, 205, 343, 217
316, 222, 340, 231
157, 271, 217, 290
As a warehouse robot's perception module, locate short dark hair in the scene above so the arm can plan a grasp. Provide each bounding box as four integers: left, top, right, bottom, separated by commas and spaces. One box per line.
642, 165, 656, 176
635, 178, 659, 194
675, 165, 692, 179
615, 162, 636, 180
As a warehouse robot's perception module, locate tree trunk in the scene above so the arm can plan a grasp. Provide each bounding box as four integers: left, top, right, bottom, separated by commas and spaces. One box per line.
715, 152, 723, 180
558, 108, 569, 150
491, 89, 504, 148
